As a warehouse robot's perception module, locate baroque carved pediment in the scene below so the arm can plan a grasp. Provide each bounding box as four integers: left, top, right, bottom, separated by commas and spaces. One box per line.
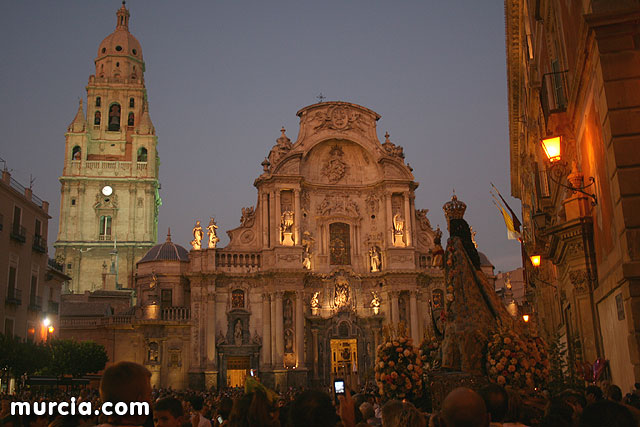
316, 193, 360, 217
312, 104, 370, 134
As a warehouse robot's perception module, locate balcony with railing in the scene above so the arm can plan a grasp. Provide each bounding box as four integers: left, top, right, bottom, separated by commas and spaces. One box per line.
48, 258, 64, 272
215, 251, 261, 273
67, 160, 150, 177
98, 234, 112, 241
33, 235, 47, 253
28, 295, 42, 311
5, 288, 22, 306
540, 70, 568, 124
10, 223, 26, 243
161, 306, 191, 321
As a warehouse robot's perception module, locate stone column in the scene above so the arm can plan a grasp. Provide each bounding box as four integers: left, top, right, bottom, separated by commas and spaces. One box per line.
294, 189, 301, 245
295, 291, 305, 368
190, 285, 202, 369
262, 192, 269, 248
409, 291, 419, 343
404, 192, 412, 246
275, 189, 281, 245
274, 292, 284, 367
312, 329, 319, 379
385, 193, 393, 247
206, 290, 216, 366
271, 291, 277, 365
262, 294, 271, 367
390, 291, 400, 326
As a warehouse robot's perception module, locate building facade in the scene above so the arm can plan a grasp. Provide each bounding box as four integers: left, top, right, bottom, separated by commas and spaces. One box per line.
506, 0, 640, 391
61, 101, 467, 391
0, 169, 66, 343
54, 3, 160, 293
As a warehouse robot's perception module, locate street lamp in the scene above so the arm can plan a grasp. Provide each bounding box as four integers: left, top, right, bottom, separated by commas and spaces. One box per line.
540, 136, 597, 205
530, 255, 541, 268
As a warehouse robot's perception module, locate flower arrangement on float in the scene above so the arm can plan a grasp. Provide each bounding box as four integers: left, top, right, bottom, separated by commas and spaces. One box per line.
375, 322, 424, 401
485, 328, 550, 389
419, 335, 441, 371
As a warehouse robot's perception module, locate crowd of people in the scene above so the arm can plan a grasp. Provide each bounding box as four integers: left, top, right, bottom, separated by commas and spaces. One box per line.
1, 361, 640, 427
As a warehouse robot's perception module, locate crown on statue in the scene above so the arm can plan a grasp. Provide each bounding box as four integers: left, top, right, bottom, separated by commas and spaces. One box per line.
443, 194, 467, 220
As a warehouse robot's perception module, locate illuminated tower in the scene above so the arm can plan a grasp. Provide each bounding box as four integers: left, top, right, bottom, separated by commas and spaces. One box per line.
55, 3, 160, 293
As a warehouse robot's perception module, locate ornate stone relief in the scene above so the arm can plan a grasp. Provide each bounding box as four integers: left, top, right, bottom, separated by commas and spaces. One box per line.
312, 105, 368, 134
268, 127, 293, 166
316, 193, 360, 217
321, 145, 348, 183
381, 132, 404, 159
415, 209, 431, 230
365, 191, 380, 216
569, 269, 589, 294
240, 206, 256, 228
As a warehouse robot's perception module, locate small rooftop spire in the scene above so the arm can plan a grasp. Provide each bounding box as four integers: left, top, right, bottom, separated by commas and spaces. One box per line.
69, 98, 86, 132
384, 131, 390, 142
116, 1, 130, 31
166, 228, 172, 242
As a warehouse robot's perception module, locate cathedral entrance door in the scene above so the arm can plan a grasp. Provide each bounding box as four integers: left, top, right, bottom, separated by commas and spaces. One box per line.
330, 338, 358, 390
226, 356, 250, 387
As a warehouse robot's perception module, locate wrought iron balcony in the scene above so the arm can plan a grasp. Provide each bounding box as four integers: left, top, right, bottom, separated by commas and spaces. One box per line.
48, 258, 64, 272
10, 223, 26, 243
5, 288, 22, 306
33, 235, 47, 253
28, 295, 42, 311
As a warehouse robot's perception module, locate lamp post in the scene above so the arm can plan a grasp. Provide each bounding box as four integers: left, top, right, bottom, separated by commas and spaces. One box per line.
540, 136, 597, 205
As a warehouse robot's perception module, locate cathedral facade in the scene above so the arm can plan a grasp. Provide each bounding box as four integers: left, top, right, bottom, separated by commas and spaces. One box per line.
131, 101, 449, 390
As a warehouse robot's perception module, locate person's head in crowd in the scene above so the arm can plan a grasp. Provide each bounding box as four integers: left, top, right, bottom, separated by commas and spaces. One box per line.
190, 396, 204, 414
381, 400, 404, 427
359, 402, 375, 422
217, 397, 233, 422
99, 361, 152, 426
478, 384, 508, 424
153, 398, 184, 427
0, 414, 22, 427
585, 385, 603, 405
440, 387, 489, 427
606, 384, 623, 402
228, 390, 277, 427
396, 402, 426, 427
580, 400, 635, 427
289, 390, 339, 427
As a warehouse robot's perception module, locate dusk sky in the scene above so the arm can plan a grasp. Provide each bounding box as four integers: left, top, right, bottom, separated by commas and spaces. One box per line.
0, 1, 522, 272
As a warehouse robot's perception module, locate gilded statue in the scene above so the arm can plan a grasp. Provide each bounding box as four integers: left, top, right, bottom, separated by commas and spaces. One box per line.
369, 246, 381, 272
191, 220, 204, 250
280, 210, 295, 246
431, 226, 444, 268
370, 291, 381, 314
392, 212, 405, 246
149, 271, 158, 289
311, 291, 320, 309
207, 217, 220, 249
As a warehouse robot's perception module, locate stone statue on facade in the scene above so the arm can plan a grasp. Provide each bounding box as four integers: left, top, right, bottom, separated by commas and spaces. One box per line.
431, 226, 444, 268
369, 246, 381, 272
280, 210, 295, 246
234, 319, 243, 346
149, 271, 158, 289
334, 277, 350, 309
284, 329, 294, 353
191, 220, 204, 250
370, 291, 381, 314
302, 231, 314, 270
216, 330, 227, 346
392, 213, 405, 246
207, 217, 220, 248
311, 292, 320, 310
251, 329, 262, 345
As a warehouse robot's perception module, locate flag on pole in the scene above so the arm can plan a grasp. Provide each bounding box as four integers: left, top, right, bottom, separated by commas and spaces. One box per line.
490, 183, 522, 241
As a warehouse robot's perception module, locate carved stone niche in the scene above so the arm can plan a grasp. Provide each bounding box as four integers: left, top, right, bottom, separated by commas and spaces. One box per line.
225, 309, 251, 347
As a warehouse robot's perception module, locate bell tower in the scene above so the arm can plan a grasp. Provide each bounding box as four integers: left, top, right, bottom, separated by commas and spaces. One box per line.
54, 2, 160, 293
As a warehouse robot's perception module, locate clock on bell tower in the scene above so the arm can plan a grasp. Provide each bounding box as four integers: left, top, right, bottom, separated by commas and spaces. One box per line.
54, 3, 161, 293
